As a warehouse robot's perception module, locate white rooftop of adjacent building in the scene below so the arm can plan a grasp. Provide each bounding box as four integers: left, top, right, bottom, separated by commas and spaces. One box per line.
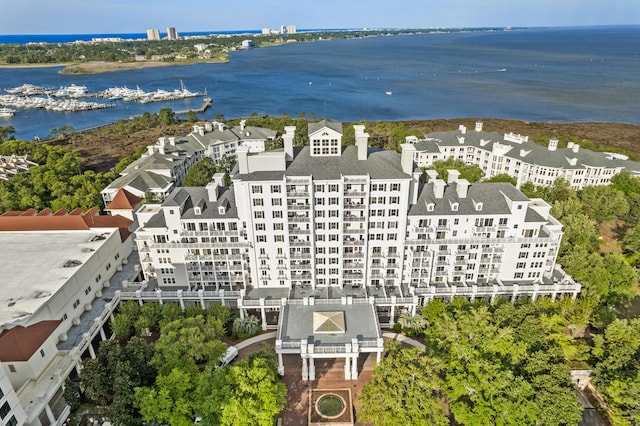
0, 229, 115, 327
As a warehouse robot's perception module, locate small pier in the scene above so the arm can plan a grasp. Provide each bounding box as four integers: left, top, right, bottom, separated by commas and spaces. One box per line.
175, 97, 212, 115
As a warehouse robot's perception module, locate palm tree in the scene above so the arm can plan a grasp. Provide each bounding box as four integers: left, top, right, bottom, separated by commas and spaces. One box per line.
397, 312, 429, 335
232, 315, 261, 337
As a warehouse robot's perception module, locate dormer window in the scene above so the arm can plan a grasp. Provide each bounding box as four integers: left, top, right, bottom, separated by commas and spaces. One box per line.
451, 202, 459, 211
194, 206, 201, 215
427, 203, 435, 212
475, 202, 483, 211
218, 206, 226, 215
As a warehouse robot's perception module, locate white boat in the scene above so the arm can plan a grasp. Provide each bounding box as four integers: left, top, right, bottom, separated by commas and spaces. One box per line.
55, 84, 88, 98
385, 91, 393, 96
0, 107, 16, 117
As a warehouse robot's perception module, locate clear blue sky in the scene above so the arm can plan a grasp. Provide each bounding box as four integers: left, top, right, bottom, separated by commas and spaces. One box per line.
1, 0, 639, 34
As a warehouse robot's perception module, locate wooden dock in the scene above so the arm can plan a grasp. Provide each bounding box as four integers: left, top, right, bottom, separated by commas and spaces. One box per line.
175, 97, 212, 115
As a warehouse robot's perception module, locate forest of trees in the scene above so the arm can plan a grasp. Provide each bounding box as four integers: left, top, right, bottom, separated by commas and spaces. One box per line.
67, 302, 283, 425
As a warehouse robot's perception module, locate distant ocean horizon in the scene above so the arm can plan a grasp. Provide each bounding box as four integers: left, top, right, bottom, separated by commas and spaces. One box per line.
1, 25, 639, 141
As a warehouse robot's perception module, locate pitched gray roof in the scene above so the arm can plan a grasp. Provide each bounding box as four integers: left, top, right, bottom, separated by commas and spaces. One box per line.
417, 128, 640, 172
239, 146, 411, 182
308, 120, 343, 136
409, 182, 529, 216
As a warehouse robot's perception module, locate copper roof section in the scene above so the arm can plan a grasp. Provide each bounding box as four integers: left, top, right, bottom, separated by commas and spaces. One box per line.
105, 188, 143, 211
0, 320, 62, 362
0, 209, 133, 242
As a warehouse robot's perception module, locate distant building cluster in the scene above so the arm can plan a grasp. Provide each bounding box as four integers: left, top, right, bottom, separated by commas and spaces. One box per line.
146, 26, 179, 41
262, 24, 297, 35
406, 122, 640, 190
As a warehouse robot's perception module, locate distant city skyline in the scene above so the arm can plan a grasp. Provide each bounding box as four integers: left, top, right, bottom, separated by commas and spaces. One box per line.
1, 0, 638, 35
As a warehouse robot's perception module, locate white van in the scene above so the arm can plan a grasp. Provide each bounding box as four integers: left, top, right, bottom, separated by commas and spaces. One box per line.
220, 346, 238, 366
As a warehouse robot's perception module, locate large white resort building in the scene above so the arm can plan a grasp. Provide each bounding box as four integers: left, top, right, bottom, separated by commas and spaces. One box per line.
406, 122, 640, 190
133, 120, 580, 380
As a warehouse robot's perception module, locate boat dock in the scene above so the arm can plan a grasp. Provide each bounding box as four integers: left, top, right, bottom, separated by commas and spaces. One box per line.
175, 97, 212, 115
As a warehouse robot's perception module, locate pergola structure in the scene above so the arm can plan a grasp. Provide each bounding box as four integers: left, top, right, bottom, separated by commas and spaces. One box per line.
275, 298, 384, 380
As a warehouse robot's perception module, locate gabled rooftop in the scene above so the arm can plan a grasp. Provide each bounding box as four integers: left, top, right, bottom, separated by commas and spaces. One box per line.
0, 320, 62, 362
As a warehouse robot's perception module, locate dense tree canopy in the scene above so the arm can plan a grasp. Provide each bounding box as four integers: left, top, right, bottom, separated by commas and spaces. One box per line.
358, 345, 448, 426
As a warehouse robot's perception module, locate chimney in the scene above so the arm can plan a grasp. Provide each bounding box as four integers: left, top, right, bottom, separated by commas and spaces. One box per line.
354, 125, 369, 160
206, 181, 219, 202
458, 125, 466, 134
567, 141, 574, 150
193, 125, 201, 134
147, 145, 154, 155
158, 137, 166, 147
548, 138, 558, 151
433, 179, 446, 199
240, 119, 246, 130
456, 179, 469, 198
158, 145, 165, 155
205, 122, 212, 132
572, 144, 580, 153
457, 136, 465, 144
212, 172, 225, 187
168, 137, 176, 146
400, 144, 416, 175
425, 169, 439, 183
199, 127, 205, 136
283, 126, 296, 160
447, 169, 460, 184
217, 122, 225, 132
236, 145, 249, 174
475, 121, 483, 132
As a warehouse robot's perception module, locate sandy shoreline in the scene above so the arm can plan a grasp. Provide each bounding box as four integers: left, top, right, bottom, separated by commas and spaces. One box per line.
0, 59, 226, 74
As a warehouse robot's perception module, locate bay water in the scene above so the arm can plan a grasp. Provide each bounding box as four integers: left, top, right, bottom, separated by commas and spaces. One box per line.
0, 26, 638, 141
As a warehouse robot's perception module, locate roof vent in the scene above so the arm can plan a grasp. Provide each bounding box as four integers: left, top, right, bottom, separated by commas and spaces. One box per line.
90, 235, 106, 242
63, 259, 82, 268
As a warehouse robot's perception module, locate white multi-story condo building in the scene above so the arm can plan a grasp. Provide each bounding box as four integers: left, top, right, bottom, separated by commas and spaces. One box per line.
101, 121, 276, 207
146, 29, 160, 41
135, 120, 577, 298
133, 120, 579, 380
406, 122, 640, 190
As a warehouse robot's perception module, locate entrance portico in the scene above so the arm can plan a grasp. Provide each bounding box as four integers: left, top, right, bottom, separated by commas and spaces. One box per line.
275, 297, 384, 380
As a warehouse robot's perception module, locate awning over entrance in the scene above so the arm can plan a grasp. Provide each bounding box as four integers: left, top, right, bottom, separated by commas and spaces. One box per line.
275, 299, 384, 380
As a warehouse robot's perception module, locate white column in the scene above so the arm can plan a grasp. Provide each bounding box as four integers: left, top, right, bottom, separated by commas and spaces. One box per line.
99, 325, 107, 341
260, 307, 267, 331
376, 351, 382, 363
177, 289, 185, 311
389, 304, 395, 327
44, 402, 56, 425
344, 356, 351, 380
87, 342, 96, 359
351, 355, 358, 380
302, 357, 309, 381
308, 357, 315, 381
277, 353, 284, 376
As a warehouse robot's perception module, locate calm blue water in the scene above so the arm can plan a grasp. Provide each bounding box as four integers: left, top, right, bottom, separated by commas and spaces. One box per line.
1, 26, 639, 141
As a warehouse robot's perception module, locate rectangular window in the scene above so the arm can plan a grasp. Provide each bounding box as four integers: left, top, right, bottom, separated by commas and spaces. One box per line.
251, 185, 262, 194
254, 211, 264, 219
271, 185, 281, 193
252, 198, 263, 206
0, 402, 10, 420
